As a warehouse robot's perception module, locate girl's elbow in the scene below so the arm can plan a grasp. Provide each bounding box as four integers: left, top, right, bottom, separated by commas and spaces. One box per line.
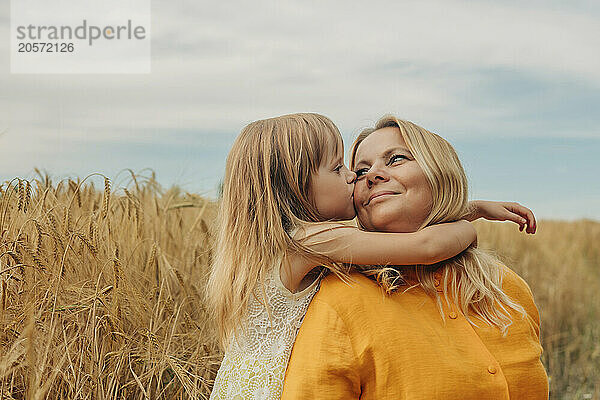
420, 236, 441, 265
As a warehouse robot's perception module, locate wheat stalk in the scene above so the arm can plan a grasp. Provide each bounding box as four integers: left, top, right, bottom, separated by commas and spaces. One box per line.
73, 232, 98, 257
46, 214, 65, 260
68, 179, 81, 208
17, 242, 44, 271
146, 243, 157, 273
112, 256, 121, 290
33, 220, 44, 258
24, 181, 31, 213
63, 208, 70, 233
17, 179, 24, 212
101, 178, 110, 219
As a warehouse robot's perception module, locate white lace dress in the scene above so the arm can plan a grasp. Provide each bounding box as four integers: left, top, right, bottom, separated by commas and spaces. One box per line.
209, 264, 322, 400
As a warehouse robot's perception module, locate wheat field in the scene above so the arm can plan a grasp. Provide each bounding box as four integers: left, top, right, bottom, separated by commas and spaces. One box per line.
0, 174, 598, 399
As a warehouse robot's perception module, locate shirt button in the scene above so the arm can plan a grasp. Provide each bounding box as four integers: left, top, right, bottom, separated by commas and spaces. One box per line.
449, 311, 458, 319
488, 365, 497, 374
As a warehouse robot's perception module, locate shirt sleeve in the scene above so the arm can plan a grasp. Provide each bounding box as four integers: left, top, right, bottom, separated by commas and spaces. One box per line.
502, 266, 542, 340
281, 299, 361, 399
521, 280, 541, 340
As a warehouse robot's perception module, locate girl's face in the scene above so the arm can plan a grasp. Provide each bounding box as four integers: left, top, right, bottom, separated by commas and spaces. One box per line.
308, 147, 357, 221
352, 127, 433, 232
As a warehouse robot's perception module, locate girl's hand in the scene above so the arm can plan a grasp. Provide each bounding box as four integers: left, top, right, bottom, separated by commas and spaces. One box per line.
467, 200, 537, 234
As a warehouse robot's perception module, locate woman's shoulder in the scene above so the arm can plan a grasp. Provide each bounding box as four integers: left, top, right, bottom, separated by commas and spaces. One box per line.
499, 265, 536, 301
498, 264, 542, 332
312, 272, 382, 308
319, 270, 376, 290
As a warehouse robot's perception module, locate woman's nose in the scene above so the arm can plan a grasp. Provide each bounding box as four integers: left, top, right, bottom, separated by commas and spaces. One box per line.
366, 167, 389, 187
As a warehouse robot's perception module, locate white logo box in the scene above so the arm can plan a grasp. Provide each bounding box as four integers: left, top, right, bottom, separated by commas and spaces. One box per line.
11, 0, 151, 73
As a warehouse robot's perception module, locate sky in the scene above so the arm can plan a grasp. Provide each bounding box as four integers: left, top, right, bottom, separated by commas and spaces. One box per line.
1, 0, 599, 220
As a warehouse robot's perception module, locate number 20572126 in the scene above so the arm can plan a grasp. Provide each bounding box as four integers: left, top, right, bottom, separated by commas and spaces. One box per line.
17, 42, 74, 52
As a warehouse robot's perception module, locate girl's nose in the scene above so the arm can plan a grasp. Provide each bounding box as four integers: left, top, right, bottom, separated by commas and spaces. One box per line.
347, 170, 357, 184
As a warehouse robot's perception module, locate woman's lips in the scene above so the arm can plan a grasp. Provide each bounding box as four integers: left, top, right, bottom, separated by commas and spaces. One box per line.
366, 191, 398, 205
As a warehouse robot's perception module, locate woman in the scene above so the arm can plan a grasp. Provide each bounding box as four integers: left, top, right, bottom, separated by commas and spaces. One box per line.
281, 115, 549, 399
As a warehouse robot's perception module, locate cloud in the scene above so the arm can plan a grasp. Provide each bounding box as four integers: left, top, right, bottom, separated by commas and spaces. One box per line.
2, 0, 599, 136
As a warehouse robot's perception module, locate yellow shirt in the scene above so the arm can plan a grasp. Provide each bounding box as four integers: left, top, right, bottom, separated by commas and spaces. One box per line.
282, 266, 549, 399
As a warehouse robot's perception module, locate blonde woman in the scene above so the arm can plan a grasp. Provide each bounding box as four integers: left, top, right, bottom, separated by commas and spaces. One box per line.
282, 116, 549, 399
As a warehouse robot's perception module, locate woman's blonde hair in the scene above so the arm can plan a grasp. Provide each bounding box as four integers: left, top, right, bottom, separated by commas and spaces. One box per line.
206, 113, 348, 348
350, 115, 526, 334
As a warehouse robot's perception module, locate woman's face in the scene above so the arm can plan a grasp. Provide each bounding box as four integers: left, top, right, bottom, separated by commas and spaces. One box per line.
353, 127, 433, 233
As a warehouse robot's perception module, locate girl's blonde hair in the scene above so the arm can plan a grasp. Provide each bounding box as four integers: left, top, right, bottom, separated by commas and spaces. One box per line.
350, 115, 526, 334
206, 113, 348, 348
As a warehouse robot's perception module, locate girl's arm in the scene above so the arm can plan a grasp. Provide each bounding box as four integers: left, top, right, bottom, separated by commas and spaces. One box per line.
288, 220, 475, 287
465, 200, 537, 234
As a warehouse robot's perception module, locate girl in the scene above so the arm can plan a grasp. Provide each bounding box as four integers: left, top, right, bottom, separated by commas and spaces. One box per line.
206, 113, 534, 399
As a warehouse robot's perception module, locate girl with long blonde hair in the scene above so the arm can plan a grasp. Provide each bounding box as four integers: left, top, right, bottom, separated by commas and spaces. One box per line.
206, 113, 533, 399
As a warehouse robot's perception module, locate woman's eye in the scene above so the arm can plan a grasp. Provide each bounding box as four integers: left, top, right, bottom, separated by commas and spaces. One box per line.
354, 168, 367, 178
334, 165, 342, 172
389, 154, 408, 164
